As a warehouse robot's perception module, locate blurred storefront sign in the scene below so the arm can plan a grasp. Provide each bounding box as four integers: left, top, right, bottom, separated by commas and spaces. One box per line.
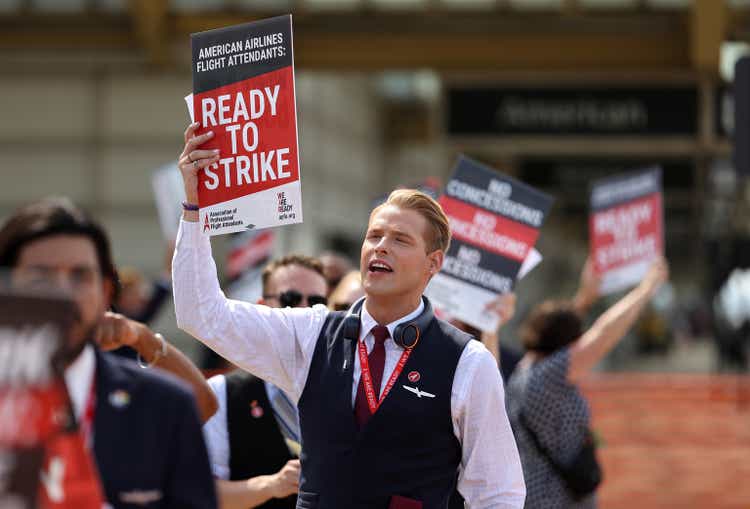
446, 86, 698, 136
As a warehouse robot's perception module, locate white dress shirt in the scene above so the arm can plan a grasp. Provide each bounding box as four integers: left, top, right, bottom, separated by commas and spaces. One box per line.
174, 219, 525, 509
202, 375, 231, 480
64, 344, 96, 422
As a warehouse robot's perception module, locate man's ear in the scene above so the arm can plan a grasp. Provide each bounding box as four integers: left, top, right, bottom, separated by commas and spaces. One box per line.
427, 250, 444, 276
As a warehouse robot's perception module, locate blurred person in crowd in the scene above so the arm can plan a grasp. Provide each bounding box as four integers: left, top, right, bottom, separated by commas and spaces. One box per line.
175, 123, 524, 509
203, 254, 329, 509
111, 252, 172, 361
506, 258, 668, 508
319, 251, 353, 297
114, 243, 173, 325
328, 270, 365, 311
0, 197, 217, 509
712, 268, 750, 371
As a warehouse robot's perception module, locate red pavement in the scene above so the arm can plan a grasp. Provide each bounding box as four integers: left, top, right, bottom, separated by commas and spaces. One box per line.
580, 374, 750, 508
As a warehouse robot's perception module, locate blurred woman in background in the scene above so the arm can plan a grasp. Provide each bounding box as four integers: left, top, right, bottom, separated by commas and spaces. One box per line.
506, 258, 668, 508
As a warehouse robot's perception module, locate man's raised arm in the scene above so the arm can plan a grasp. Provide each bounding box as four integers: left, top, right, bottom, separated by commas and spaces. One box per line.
172, 123, 326, 399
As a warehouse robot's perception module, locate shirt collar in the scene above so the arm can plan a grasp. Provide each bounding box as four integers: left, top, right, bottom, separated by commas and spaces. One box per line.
360, 298, 424, 345
64, 344, 96, 420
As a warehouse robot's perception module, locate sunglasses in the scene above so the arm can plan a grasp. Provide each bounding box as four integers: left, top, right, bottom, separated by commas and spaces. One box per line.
263, 289, 327, 308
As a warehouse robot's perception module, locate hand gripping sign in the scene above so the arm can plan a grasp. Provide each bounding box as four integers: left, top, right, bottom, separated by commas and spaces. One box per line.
426, 156, 554, 332
191, 15, 303, 235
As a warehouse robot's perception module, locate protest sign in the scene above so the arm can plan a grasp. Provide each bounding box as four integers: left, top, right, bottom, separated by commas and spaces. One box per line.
151, 163, 185, 241
226, 229, 275, 281
191, 15, 302, 235
426, 156, 553, 332
225, 228, 276, 305
0, 292, 104, 509
590, 167, 663, 295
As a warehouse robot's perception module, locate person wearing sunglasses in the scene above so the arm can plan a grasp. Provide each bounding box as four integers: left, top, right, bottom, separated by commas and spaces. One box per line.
202, 254, 328, 509
264, 288, 328, 308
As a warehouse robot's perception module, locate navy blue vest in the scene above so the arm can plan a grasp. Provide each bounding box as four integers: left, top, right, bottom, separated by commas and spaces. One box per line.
297, 299, 471, 509
226, 371, 297, 509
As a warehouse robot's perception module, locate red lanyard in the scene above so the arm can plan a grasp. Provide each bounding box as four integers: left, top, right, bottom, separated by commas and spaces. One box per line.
357, 339, 412, 415
80, 377, 96, 448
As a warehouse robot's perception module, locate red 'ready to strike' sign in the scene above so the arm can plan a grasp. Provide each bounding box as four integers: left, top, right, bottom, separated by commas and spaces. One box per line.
191, 15, 303, 235
193, 67, 299, 207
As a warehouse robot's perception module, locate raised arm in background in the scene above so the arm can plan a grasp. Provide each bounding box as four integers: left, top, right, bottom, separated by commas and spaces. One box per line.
571, 258, 601, 317
568, 258, 668, 382
480, 292, 517, 366
95, 311, 219, 422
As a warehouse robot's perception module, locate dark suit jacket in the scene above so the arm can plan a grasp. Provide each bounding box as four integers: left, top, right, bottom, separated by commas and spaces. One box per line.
92, 349, 217, 509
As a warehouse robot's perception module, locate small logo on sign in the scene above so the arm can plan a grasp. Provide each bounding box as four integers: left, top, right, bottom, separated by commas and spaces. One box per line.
203, 214, 210, 233
250, 400, 264, 419
408, 371, 420, 383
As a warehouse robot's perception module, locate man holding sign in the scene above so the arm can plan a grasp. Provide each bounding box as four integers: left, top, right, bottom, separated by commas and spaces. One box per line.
174, 134, 525, 507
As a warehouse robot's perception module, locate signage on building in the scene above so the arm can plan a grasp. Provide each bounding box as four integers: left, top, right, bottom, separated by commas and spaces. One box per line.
446, 86, 698, 136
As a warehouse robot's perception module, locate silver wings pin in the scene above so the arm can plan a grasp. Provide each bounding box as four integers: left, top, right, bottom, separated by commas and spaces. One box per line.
402, 385, 436, 398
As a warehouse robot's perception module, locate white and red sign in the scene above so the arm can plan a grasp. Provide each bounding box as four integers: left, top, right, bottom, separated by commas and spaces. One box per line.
151, 162, 185, 241
226, 230, 275, 280
589, 168, 663, 295
0, 293, 104, 509
191, 15, 302, 235
426, 156, 553, 332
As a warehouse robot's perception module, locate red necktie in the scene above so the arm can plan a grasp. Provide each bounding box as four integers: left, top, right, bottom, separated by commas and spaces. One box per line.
354, 325, 389, 428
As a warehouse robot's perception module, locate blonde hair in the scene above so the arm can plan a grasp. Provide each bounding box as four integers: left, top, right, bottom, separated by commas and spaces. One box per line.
372, 189, 451, 253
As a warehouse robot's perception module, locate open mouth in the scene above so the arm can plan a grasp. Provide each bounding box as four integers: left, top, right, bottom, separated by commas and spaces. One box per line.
368, 260, 393, 274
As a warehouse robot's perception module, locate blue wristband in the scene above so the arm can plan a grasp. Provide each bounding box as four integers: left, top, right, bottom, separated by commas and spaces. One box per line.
182, 201, 199, 211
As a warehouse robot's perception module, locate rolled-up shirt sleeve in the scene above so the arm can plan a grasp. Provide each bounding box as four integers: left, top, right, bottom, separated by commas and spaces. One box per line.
452, 343, 526, 509
173, 219, 328, 401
